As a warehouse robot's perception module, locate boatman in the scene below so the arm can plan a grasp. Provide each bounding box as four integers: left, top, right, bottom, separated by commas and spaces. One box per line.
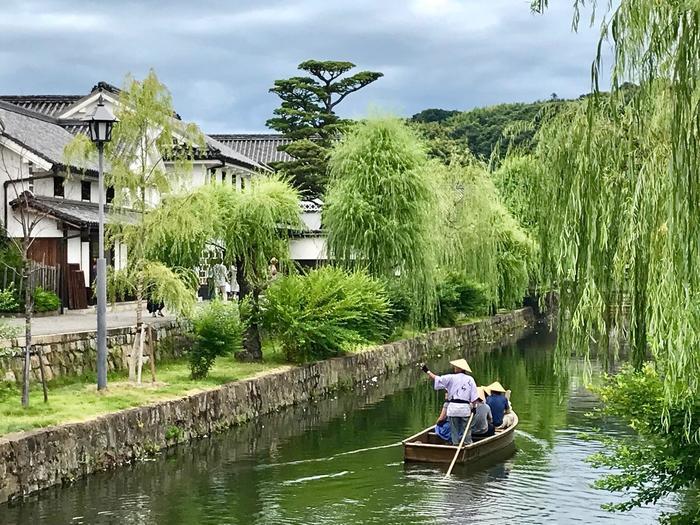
419, 359, 478, 445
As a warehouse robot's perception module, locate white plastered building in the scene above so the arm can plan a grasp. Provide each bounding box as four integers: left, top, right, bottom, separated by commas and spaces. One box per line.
0, 82, 326, 309
0, 82, 263, 308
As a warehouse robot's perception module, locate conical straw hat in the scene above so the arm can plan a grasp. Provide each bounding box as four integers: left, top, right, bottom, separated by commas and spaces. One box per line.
476, 386, 487, 401
449, 358, 472, 373
487, 381, 506, 393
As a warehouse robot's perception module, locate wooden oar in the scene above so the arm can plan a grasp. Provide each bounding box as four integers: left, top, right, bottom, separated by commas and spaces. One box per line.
445, 411, 474, 478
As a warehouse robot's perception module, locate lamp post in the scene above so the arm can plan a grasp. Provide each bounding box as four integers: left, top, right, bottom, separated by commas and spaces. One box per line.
84, 95, 118, 391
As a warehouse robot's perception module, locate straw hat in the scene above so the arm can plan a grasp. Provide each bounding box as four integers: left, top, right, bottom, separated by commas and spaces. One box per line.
449, 358, 472, 373
476, 386, 487, 401
487, 381, 506, 393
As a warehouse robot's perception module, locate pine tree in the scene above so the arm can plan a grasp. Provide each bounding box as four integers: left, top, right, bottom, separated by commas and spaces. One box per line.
267, 60, 383, 197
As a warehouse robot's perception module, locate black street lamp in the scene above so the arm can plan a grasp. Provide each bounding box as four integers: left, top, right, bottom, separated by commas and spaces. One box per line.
83, 94, 118, 391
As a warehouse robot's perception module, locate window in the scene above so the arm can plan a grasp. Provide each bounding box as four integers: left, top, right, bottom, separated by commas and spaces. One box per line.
81, 181, 91, 201
222, 170, 227, 184
106, 186, 115, 204
53, 176, 64, 198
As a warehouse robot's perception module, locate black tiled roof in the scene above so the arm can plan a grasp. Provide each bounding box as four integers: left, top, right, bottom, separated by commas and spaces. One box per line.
203, 135, 267, 171
0, 95, 82, 117
0, 101, 98, 173
210, 134, 293, 166
60, 122, 89, 136
11, 193, 139, 227
0, 83, 264, 172
0, 82, 120, 119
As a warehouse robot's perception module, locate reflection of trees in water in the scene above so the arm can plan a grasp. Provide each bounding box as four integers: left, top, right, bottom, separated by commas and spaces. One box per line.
3, 324, 604, 525
0, 363, 432, 525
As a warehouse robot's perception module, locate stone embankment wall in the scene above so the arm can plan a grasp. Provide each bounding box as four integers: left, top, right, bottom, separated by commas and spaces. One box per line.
0, 308, 535, 504
0, 320, 189, 383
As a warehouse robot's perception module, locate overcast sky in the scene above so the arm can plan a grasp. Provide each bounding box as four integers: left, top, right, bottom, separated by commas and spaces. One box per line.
0, 0, 610, 133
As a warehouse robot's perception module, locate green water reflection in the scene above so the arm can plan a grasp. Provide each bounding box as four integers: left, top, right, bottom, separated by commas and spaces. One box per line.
0, 325, 672, 524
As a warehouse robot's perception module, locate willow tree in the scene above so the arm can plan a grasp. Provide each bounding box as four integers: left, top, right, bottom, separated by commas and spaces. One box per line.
323, 116, 438, 325
66, 71, 203, 381
527, 1, 700, 517
529, 1, 700, 411
146, 175, 301, 361
434, 159, 536, 310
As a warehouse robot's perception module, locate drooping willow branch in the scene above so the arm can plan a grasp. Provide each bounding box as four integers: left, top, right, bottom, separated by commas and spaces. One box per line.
530, 0, 700, 425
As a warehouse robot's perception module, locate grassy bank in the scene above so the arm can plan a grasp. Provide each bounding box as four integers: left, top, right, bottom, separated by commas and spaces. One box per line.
0, 315, 486, 438
0, 348, 289, 437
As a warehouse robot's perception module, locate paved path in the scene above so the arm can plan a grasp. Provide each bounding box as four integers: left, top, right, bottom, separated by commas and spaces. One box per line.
4, 308, 177, 336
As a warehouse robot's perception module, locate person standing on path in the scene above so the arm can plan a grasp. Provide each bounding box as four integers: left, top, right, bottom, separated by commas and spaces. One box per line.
420, 358, 478, 445
211, 262, 229, 301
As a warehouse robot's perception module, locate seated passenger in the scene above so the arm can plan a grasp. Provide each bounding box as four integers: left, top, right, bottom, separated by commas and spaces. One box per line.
435, 396, 451, 442
500, 389, 516, 429
486, 381, 510, 428
471, 387, 495, 439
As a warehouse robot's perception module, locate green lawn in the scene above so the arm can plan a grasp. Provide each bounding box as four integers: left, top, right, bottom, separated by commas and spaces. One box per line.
0, 346, 290, 437
0, 316, 488, 438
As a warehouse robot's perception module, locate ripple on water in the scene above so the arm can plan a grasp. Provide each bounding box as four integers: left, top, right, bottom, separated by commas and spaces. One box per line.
0, 333, 676, 525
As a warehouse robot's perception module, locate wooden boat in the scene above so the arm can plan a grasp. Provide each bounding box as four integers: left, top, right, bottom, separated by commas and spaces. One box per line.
403, 412, 518, 464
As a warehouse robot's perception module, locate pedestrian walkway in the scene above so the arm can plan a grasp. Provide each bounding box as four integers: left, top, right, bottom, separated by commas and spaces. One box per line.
4, 307, 176, 336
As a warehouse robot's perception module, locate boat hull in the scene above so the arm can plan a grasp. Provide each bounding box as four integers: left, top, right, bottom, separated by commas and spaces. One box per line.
402, 412, 518, 464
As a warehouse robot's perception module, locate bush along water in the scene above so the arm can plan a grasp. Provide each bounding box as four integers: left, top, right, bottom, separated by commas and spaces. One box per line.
189, 300, 246, 379
263, 266, 392, 363
436, 271, 490, 327
587, 364, 700, 523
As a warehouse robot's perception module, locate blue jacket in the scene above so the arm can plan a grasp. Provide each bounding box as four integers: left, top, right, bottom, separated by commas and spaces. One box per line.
486, 394, 509, 427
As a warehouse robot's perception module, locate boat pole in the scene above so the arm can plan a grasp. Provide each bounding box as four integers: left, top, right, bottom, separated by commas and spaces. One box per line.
445, 411, 473, 478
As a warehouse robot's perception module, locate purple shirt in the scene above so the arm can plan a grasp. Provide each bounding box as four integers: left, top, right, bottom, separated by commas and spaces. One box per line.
433, 373, 478, 403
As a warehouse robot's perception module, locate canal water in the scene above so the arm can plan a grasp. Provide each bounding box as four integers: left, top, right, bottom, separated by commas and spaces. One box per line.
1, 325, 673, 524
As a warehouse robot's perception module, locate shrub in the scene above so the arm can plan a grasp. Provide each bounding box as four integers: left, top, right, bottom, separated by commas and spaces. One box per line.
0, 283, 19, 313
0, 286, 62, 314
189, 300, 246, 379
0, 322, 18, 340
587, 364, 700, 523
436, 272, 489, 327
33, 288, 60, 312
382, 278, 413, 329
263, 266, 392, 363
0, 245, 22, 275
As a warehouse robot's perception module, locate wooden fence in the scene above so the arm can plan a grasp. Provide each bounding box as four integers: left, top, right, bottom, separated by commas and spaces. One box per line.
1, 262, 60, 296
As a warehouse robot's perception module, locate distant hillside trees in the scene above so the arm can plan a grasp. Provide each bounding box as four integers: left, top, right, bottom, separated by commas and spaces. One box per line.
411, 98, 571, 161
411, 108, 460, 123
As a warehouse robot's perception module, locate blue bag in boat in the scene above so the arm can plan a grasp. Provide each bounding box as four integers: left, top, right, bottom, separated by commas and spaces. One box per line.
435, 419, 451, 442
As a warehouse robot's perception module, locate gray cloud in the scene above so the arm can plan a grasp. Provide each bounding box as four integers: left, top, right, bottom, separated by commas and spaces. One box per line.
0, 0, 611, 132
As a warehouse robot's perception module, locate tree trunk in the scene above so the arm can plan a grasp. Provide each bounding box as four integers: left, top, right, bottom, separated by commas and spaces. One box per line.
129, 274, 145, 382
37, 347, 48, 403
148, 324, 157, 383
22, 245, 43, 407
21, 247, 34, 407
235, 257, 262, 362
136, 322, 145, 384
